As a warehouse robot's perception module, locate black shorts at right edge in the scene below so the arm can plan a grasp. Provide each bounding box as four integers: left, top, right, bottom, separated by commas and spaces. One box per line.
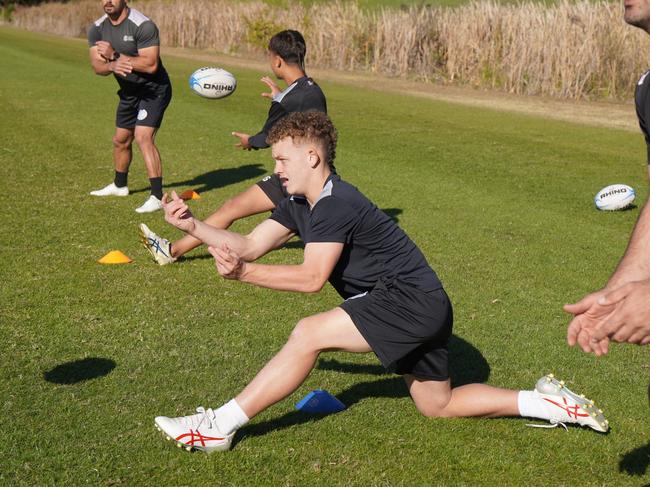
339, 278, 453, 381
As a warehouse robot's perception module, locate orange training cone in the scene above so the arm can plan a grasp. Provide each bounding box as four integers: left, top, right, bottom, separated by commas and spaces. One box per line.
179, 189, 201, 201
98, 250, 133, 264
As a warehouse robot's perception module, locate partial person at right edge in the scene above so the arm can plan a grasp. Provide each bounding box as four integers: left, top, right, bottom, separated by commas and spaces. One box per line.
139, 30, 327, 264
88, 0, 172, 213
564, 0, 650, 356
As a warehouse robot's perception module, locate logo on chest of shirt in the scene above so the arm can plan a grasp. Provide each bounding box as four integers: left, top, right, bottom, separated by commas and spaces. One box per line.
123, 35, 135, 42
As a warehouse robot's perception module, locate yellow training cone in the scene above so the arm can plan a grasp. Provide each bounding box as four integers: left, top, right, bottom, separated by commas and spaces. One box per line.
98, 250, 133, 264
179, 189, 201, 200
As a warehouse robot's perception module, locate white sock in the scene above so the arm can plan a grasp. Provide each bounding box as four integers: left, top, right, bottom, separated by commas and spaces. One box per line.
517, 390, 551, 420
214, 399, 249, 435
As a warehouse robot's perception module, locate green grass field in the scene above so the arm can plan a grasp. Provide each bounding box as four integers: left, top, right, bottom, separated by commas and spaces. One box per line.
1, 26, 649, 485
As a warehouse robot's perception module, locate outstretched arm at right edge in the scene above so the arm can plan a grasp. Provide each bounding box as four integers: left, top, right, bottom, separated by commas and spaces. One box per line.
606, 198, 650, 287
565, 196, 650, 353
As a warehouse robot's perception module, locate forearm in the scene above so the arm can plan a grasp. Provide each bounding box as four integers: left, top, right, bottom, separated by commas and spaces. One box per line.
188, 219, 256, 259
91, 58, 114, 76
122, 54, 158, 74
239, 262, 324, 293
608, 198, 650, 287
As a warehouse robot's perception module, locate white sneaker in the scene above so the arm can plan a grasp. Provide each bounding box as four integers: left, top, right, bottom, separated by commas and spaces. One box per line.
155, 407, 235, 453
90, 182, 129, 197
533, 374, 609, 433
138, 223, 175, 265
135, 195, 163, 213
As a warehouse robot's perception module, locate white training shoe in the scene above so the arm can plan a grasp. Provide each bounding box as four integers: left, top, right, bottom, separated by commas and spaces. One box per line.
138, 223, 175, 265
533, 374, 609, 433
89, 182, 129, 197
135, 195, 163, 213
155, 407, 235, 453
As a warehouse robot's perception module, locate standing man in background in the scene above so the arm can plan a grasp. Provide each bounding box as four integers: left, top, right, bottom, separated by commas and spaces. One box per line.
88, 0, 172, 213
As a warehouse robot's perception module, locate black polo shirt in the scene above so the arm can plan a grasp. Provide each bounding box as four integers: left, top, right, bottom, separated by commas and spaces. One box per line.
270, 174, 442, 299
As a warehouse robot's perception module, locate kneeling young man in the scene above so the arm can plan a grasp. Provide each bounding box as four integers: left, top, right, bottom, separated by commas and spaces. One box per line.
155, 112, 608, 453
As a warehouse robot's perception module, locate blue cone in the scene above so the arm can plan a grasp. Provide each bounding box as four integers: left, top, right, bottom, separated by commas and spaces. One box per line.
295, 389, 346, 413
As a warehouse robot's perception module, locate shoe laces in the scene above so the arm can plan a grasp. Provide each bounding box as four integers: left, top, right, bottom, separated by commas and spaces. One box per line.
182, 406, 217, 430
525, 421, 568, 431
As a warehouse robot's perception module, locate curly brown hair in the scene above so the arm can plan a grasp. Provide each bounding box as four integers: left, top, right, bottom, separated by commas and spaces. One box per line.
266, 111, 337, 168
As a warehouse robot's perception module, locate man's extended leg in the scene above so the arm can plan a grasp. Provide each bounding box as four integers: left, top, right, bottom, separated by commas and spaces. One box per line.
154, 307, 371, 452
235, 307, 371, 418
406, 374, 609, 432
90, 127, 134, 196
406, 376, 518, 418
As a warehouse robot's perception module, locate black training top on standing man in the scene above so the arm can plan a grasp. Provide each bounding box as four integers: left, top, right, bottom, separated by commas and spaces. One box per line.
249, 76, 327, 150
635, 68, 650, 164
87, 8, 170, 91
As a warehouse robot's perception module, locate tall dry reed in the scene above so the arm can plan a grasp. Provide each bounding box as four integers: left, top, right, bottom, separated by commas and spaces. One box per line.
7, 0, 650, 100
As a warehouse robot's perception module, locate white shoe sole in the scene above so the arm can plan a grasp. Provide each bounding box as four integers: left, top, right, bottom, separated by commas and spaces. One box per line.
154, 422, 232, 453
89, 184, 129, 198
135, 204, 162, 214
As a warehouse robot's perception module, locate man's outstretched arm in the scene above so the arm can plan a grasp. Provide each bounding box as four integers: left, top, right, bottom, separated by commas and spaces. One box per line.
565, 197, 650, 352
606, 198, 650, 287
210, 241, 344, 293
163, 191, 294, 261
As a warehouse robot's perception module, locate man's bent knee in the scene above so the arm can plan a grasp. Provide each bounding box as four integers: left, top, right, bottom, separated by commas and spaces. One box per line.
287, 317, 325, 353
413, 400, 454, 418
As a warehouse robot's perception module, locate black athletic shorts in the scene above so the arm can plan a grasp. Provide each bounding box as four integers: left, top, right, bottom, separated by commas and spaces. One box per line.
339, 277, 453, 381
116, 83, 172, 129
256, 173, 288, 206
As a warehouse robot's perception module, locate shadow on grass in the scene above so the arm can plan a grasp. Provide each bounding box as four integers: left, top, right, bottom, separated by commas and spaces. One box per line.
316, 335, 490, 387
619, 442, 650, 476
177, 253, 212, 263
282, 240, 305, 250
382, 207, 403, 223
44, 357, 116, 384
235, 335, 489, 446
130, 164, 266, 195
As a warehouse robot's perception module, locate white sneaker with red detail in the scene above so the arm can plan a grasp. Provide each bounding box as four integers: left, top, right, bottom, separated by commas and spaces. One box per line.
532, 374, 609, 433
155, 407, 235, 453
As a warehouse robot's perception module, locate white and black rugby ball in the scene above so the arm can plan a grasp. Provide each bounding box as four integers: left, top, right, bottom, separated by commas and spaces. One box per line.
594, 184, 635, 211
189, 67, 236, 99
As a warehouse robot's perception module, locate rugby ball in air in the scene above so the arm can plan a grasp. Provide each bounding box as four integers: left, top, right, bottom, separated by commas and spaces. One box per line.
189, 67, 236, 99
594, 184, 635, 211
